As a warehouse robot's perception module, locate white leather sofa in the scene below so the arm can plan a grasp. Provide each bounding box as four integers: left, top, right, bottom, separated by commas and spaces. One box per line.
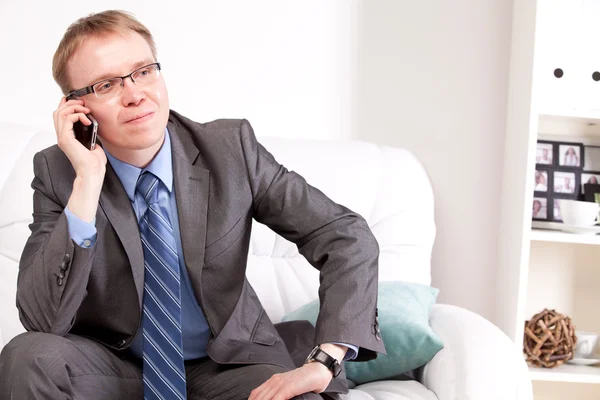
0, 122, 533, 399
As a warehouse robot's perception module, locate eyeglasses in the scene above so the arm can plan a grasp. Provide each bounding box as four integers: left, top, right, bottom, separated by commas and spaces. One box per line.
66, 62, 161, 100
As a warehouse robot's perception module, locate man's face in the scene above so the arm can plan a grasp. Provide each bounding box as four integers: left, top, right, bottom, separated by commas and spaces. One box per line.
68, 32, 169, 156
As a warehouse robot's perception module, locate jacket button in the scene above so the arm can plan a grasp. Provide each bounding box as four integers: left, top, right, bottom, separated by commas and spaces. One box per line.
56, 276, 63, 286
59, 261, 68, 271
117, 340, 127, 348
64, 253, 70, 263
58, 271, 65, 279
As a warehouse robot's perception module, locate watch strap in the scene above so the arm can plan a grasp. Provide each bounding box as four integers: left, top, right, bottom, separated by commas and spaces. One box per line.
305, 346, 342, 378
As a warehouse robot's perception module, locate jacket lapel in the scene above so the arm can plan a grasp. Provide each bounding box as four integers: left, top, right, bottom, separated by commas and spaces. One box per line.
99, 163, 145, 307
168, 119, 210, 291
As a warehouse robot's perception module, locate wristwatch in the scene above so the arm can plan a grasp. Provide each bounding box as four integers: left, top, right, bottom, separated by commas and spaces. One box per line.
304, 345, 342, 378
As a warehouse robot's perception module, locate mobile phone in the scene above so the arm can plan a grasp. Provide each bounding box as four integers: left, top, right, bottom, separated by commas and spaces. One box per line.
66, 94, 98, 150
73, 114, 98, 150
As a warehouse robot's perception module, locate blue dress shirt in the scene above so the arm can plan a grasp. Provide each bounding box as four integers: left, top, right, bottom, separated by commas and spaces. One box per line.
64, 128, 357, 361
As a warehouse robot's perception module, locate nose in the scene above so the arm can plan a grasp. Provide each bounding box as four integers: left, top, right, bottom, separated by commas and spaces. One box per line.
120, 76, 145, 106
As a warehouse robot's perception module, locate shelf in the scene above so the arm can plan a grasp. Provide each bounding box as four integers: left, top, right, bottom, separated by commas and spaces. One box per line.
538, 112, 600, 140
540, 110, 600, 121
530, 364, 600, 384
530, 229, 600, 245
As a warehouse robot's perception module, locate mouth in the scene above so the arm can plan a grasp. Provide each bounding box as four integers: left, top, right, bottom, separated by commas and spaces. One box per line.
125, 112, 154, 124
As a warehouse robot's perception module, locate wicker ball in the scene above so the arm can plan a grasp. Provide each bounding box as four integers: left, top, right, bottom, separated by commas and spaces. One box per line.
523, 308, 577, 368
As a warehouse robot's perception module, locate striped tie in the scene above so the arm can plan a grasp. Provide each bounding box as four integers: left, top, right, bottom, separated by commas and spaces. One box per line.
136, 171, 187, 400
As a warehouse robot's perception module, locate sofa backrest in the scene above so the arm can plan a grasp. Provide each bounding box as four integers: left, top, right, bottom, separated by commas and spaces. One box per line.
0, 125, 436, 347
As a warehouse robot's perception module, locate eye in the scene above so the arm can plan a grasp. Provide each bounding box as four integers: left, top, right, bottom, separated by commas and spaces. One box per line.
95, 81, 115, 93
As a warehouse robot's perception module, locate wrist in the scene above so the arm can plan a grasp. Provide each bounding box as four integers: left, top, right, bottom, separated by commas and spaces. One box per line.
68, 177, 102, 223
319, 343, 347, 362
304, 345, 343, 378
75, 167, 106, 183
73, 174, 104, 191
303, 359, 334, 378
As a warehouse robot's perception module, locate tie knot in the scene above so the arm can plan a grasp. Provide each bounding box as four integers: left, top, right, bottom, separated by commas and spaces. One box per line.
136, 172, 160, 204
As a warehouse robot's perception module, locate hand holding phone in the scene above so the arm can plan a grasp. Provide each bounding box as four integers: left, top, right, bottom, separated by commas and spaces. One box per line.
54, 96, 107, 225
66, 94, 98, 150
72, 114, 98, 150
53, 94, 107, 189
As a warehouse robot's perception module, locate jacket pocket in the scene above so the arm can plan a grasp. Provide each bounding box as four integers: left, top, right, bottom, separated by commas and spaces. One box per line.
204, 214, 248, 263
250, 308, 278, 346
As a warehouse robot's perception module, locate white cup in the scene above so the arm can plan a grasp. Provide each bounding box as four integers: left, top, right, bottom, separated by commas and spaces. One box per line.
574, 331, 600, 358
560, 200, 599, 226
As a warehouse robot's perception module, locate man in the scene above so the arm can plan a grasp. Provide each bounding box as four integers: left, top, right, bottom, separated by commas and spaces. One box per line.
0, 10, 384, 400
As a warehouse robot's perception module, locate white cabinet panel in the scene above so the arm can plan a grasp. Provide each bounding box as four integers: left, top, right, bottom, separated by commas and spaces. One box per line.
576, 0, 600, 112
535, 0, 583, 114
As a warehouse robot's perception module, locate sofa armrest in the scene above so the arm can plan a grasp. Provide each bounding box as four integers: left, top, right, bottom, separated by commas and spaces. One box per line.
419, 304, 533, 400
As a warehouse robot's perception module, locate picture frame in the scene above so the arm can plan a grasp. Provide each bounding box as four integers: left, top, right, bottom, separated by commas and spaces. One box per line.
532, 196, 549, 221
536, 141, 555, 166
553, 170, 579, 196
534, 167, 551, 194
557, 141, 584, 169
552, 197, 563, 222
584, 145, 600, 171
581, 171, 600, 193
583, 183, 600, 203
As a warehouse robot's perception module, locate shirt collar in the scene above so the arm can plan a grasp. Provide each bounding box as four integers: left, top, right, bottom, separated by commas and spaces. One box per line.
105, 127, 173, 201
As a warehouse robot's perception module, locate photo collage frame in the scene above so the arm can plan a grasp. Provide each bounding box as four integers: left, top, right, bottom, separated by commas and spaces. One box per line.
532, 140, 598, 222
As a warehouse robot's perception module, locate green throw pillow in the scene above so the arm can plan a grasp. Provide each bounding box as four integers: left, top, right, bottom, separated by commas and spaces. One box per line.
281, 280, 443, 384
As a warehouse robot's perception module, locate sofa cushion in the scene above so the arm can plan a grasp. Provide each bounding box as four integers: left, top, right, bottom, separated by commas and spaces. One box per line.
282, 281, 443, 384
344, 380, 437, 400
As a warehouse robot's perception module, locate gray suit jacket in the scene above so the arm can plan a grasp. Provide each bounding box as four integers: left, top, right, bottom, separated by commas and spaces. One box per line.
17, 110, 386, 392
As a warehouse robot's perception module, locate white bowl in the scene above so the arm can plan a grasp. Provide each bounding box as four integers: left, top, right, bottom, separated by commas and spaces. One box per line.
574, 331, 600, 358
560, 200, 599, 226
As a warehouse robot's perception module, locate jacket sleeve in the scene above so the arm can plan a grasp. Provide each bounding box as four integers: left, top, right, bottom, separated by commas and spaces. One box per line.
238, 119, 386, 361
16, 151, 96, 335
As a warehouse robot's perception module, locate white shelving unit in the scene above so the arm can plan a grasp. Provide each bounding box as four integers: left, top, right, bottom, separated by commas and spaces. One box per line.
530, 364, 600, 384
500, 0, 600, 399
530, 228, 600, 246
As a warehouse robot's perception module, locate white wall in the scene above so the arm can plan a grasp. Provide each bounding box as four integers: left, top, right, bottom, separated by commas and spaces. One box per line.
355, 1, 514, 323
0, 0, 357, 140
0, 0, 516, 326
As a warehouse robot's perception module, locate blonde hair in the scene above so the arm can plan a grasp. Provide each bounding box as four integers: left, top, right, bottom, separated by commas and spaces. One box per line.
52, 10, 157, 94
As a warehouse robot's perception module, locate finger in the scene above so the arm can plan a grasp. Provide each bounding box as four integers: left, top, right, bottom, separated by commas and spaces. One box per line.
259, 381, 282, 400
58, 100, 85, 114
57, 96, 83, 109
54, 100, 87, 128
54, 97, 68, 130
92, 144, 107, 163
249, 383, 267, 400
65, 105, 91, 117
61, 113, 92, 137
271, 381, 295, 400
72, 112, 92, 127
60, 107, 92, 128
249, 380, 272, 400
56, 108, 91, 140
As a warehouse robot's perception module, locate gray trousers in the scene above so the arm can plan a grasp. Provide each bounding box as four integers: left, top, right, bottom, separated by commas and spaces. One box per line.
0, 332, 326, 399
